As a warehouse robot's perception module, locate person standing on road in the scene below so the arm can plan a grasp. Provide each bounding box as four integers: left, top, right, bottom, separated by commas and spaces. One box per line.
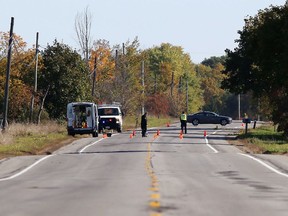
180, 111, 187, 134
141, 112, 148, 137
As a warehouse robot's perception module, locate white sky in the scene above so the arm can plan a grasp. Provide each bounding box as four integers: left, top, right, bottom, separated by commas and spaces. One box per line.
0, 0, 286, 63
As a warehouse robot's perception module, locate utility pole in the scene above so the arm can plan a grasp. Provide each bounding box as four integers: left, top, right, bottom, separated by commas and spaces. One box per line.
2, 17, 14, 130
92, 56, 97, 96
170, 71, 174, 96
186, 77, 188, 114
141, 60, 145, 115
178, 76, 182, 93
29, 32, 39, 123
238, 94, 241, 120
154, 73, 157, 94
115, 49, 118, 71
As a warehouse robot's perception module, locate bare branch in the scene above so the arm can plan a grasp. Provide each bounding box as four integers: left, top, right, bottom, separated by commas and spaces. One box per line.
75, 6, 92, 63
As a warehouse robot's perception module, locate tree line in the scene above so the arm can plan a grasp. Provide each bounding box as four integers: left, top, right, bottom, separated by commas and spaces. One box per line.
222, 3, 288, 136
1, 2, 288, 137
0, 33, 234, 122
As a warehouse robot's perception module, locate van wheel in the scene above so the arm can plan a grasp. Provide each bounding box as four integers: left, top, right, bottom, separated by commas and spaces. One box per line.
68, 131, 75, 136
92, 131, 98, 137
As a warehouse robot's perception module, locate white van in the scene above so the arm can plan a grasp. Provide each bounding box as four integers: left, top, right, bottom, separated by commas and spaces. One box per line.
67, 102, 99, 137
98, 103, 123, 133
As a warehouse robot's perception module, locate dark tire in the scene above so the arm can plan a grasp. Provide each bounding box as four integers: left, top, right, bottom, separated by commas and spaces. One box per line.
107, 133, 112, 137
117, 127, 122, 133
192, 119, 199, 126
92, 131, 98, 137
68, 131, 75, 136
220, 119, 228, 126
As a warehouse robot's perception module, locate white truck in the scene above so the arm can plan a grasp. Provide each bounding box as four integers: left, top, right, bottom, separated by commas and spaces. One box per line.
98, 103, 123, 134
66, 102, 99, 137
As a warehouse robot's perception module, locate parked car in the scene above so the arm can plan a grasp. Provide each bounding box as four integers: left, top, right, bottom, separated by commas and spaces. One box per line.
187, 111, 232, 126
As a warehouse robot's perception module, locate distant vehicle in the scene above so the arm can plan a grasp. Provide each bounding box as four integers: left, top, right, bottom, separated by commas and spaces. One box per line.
66, 102, 99, 137
98, 103, 123, 133
187, 111, 232, 126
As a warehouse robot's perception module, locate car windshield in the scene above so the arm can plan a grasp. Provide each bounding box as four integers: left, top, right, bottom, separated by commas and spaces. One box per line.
98, 108, 119, 116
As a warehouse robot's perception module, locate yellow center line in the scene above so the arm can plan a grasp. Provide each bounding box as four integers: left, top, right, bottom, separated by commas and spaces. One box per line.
145, 134, 162, 216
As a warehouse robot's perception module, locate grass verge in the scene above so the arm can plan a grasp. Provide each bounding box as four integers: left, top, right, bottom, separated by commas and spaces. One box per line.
0, 116, 175, 160
0, 122, 77, 160
234, 125, 288, 154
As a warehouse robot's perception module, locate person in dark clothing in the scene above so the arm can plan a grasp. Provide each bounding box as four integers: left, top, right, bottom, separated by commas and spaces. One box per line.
141, 112, 148, 137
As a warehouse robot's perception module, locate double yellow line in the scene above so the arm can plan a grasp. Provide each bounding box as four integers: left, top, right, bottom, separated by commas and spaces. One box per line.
145, 136, 162, 216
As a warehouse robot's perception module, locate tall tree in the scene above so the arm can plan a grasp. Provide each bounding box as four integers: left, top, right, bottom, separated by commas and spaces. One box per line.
89, 39, 115, 100
197, 64, 224, 112
145, 43, 203, 115
111, 38, 144, 115
39, 40, 92, 119
75, 6, 92, 63
222, 4, 288, 135
0, 32, 41, 121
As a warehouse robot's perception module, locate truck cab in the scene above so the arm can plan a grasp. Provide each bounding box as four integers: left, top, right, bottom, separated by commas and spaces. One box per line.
98, 103, 123, 133
67, 102, 99, 137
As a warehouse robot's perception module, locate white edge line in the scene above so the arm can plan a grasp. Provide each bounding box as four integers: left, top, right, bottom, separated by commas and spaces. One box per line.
0, 155, 54, 182
79, 138, 103, 153
0, 136, 108, 181
205, 136, 219, 153
238, 153, 288, 178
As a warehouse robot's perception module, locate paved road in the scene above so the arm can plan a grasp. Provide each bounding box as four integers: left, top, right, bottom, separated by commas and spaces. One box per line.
0, 121, 288, 216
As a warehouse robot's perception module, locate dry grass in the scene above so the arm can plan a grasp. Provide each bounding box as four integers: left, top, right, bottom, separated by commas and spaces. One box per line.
0, 122, 71, 159
0, 121, 65, 145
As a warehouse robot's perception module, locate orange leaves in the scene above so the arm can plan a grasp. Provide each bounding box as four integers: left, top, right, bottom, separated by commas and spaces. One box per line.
146, 93, 169, 116
0, 32, 41, 121
8, 79, 33, 120
89, 40, 115, 82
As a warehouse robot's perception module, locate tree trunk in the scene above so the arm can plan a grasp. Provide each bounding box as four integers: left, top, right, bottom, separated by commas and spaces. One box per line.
37, 85, 50, 125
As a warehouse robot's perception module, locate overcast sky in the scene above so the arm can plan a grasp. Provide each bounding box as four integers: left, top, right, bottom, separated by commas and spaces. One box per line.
0, 0, 286, 63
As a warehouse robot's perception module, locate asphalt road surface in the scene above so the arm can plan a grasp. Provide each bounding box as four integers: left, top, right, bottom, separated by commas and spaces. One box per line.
0, 121, 288, 216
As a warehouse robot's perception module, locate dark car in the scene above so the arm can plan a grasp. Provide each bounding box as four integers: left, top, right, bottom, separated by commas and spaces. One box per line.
187, 111, 232, 126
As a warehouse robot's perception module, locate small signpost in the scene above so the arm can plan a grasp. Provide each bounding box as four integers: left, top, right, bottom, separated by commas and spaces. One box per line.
242, 118, 251, 134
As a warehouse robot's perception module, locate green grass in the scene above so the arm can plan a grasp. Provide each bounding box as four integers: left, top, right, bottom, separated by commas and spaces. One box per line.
238, 125, 288, 154
0, 132, 68, 156
0, 122, 72, 159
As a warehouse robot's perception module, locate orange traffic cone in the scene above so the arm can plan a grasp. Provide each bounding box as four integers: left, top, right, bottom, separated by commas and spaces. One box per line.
130, 134, 133, 139
204, 130, 207, 137
157, 129, 160, 136
132, 130, 136, 136
179, 133, 183, 139
103, 134, 107, 138
167, 122, 170, 127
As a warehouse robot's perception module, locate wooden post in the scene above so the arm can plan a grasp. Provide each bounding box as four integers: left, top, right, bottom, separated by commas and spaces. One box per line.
2, 17, 14, 130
